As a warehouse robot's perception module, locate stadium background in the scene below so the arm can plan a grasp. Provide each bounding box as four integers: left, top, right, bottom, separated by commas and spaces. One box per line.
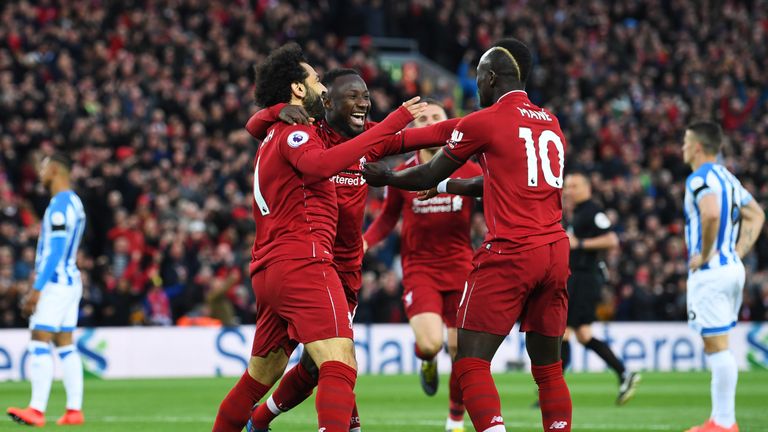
1, 1, 768, 431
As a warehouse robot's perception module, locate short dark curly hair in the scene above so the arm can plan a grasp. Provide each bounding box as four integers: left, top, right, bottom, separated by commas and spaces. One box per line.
322, 68, 360, 87
254, 43, 309, 107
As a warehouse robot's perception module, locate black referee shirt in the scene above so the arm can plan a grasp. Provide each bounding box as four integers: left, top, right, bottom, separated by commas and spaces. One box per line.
568, 199, 612, 272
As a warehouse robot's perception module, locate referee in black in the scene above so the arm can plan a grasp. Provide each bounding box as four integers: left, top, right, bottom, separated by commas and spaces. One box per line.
563, 170, 640, 405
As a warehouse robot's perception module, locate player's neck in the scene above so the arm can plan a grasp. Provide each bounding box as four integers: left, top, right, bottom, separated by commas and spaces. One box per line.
492, 85, 524, 103
49, 177, 71, 195
691, 154, 717, 171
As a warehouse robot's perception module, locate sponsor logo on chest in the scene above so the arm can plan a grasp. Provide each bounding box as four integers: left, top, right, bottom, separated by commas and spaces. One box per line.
411, 195, 463, 214
329, 157, 367, 187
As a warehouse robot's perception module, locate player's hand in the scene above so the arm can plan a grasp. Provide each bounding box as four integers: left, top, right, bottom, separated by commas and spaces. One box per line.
21, 289, 40, 318
416, 188, 438, 201
567, 232, 578, 249
402, 96, 428, 119
362, 162, 392, 187
279, 105, 313, 125
688, 253, 712, 271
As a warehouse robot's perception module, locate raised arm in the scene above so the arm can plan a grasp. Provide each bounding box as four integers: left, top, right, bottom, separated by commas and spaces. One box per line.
377, 118, 463, 157
736, 199, 766, 258
291, 100, 425, 178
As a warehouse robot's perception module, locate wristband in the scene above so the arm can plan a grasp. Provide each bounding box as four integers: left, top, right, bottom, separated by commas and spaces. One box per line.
436, 178, 450, 194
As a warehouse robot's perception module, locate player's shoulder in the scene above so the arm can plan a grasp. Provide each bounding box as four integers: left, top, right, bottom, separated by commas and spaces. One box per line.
276, 123, 321, 149
686, 163, 715, 188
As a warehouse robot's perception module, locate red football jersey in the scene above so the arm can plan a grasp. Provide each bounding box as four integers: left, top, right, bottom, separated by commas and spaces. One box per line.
246, 104, 459, 274
443, 90, 567, 253
364, 153, 481, 286
248, 107, 416, 274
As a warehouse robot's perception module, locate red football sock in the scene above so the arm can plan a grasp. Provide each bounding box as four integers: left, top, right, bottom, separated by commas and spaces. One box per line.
532, 361, 572, 432
414, 343, 436, 361
454, 358, 505, 431
250, 362, 317, 429
316, 361, 357, 432
213, 371, 271, 432
448, 365, 465, 421
349, 402, 361, 430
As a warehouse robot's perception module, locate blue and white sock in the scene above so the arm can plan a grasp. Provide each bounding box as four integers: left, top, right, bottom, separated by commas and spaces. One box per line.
56, 345, 84, 411
28, 340, 53, 412
707, 350, 738, 428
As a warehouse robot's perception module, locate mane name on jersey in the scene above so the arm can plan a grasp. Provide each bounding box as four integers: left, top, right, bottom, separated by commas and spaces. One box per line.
517, 107, 552, 121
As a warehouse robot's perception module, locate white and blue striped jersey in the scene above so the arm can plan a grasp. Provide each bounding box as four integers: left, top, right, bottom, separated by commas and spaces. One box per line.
684, 162, 753, 272
33, 190, 86, 290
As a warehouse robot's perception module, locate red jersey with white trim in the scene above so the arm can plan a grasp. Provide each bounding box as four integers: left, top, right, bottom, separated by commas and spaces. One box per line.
364, 154, 481, 286
249, 123, 336, 273
443, 90, 567, 253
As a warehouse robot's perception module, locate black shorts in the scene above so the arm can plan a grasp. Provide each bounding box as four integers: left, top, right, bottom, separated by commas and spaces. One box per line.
566, 271, 602, 328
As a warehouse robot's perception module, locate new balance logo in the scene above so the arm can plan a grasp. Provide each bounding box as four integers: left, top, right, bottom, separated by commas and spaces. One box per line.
319, 428, 326, 432
490, 416, 504, 424
549, 420, 568, 429
447, 129, 463, 148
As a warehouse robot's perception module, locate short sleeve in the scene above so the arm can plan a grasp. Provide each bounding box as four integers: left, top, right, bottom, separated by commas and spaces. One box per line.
47, 198, 69, 236
278, 125, 326, 169
739, 183, 754, 206
442, 115, 488, 163
591, 209, 612, 234
687, 174, 715, 204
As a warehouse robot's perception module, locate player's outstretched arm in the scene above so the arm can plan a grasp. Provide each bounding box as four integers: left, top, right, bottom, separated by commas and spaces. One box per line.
293, 100, 425, 178
246, 103, 312, 139
363, 149, 462, 191
245, 104, 286, 139
377, 117, 463, 157
417, 176, 484, 200
736, 199, 766, 258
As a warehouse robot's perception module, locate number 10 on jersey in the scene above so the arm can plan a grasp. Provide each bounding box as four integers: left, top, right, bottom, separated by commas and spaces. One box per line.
519, 127, 565, 189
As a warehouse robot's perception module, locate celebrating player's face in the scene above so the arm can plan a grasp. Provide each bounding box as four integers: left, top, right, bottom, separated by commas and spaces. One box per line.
299, 62, 327, 120
325, 74, 371, 137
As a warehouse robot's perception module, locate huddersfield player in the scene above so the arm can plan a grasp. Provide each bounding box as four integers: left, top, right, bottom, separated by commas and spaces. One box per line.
682, 122, 764, 432
364, 38, 573, 432
7, 154, 86, 427
363, 100, 480, 432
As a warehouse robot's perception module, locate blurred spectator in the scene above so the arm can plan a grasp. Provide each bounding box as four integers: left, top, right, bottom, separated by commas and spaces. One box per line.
1, 0, 767, 328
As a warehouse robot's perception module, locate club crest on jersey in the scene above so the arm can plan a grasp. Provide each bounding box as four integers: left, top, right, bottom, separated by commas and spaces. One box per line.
447, 129, 463, 149
287, 131, 309, 148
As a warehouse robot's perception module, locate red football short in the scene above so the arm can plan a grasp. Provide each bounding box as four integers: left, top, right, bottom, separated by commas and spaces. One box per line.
457, 238, 570, 337
251, 259, 354, 357
337, 270, 361, 315
401, 265, 471, 328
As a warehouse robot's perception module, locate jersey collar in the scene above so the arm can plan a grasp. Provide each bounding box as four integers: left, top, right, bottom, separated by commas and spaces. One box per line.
497, 90, 528, 103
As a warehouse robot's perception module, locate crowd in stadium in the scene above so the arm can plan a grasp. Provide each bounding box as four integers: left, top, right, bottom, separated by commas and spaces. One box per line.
1, 0, 767, 328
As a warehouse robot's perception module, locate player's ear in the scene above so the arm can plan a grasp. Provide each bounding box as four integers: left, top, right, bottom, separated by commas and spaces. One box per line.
291, 81, 306, 99
323, 92, 332, 110
488, 70, 497, 88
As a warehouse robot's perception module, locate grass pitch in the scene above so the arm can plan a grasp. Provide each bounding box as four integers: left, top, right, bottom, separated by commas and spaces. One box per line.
1, 372, 767, 431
